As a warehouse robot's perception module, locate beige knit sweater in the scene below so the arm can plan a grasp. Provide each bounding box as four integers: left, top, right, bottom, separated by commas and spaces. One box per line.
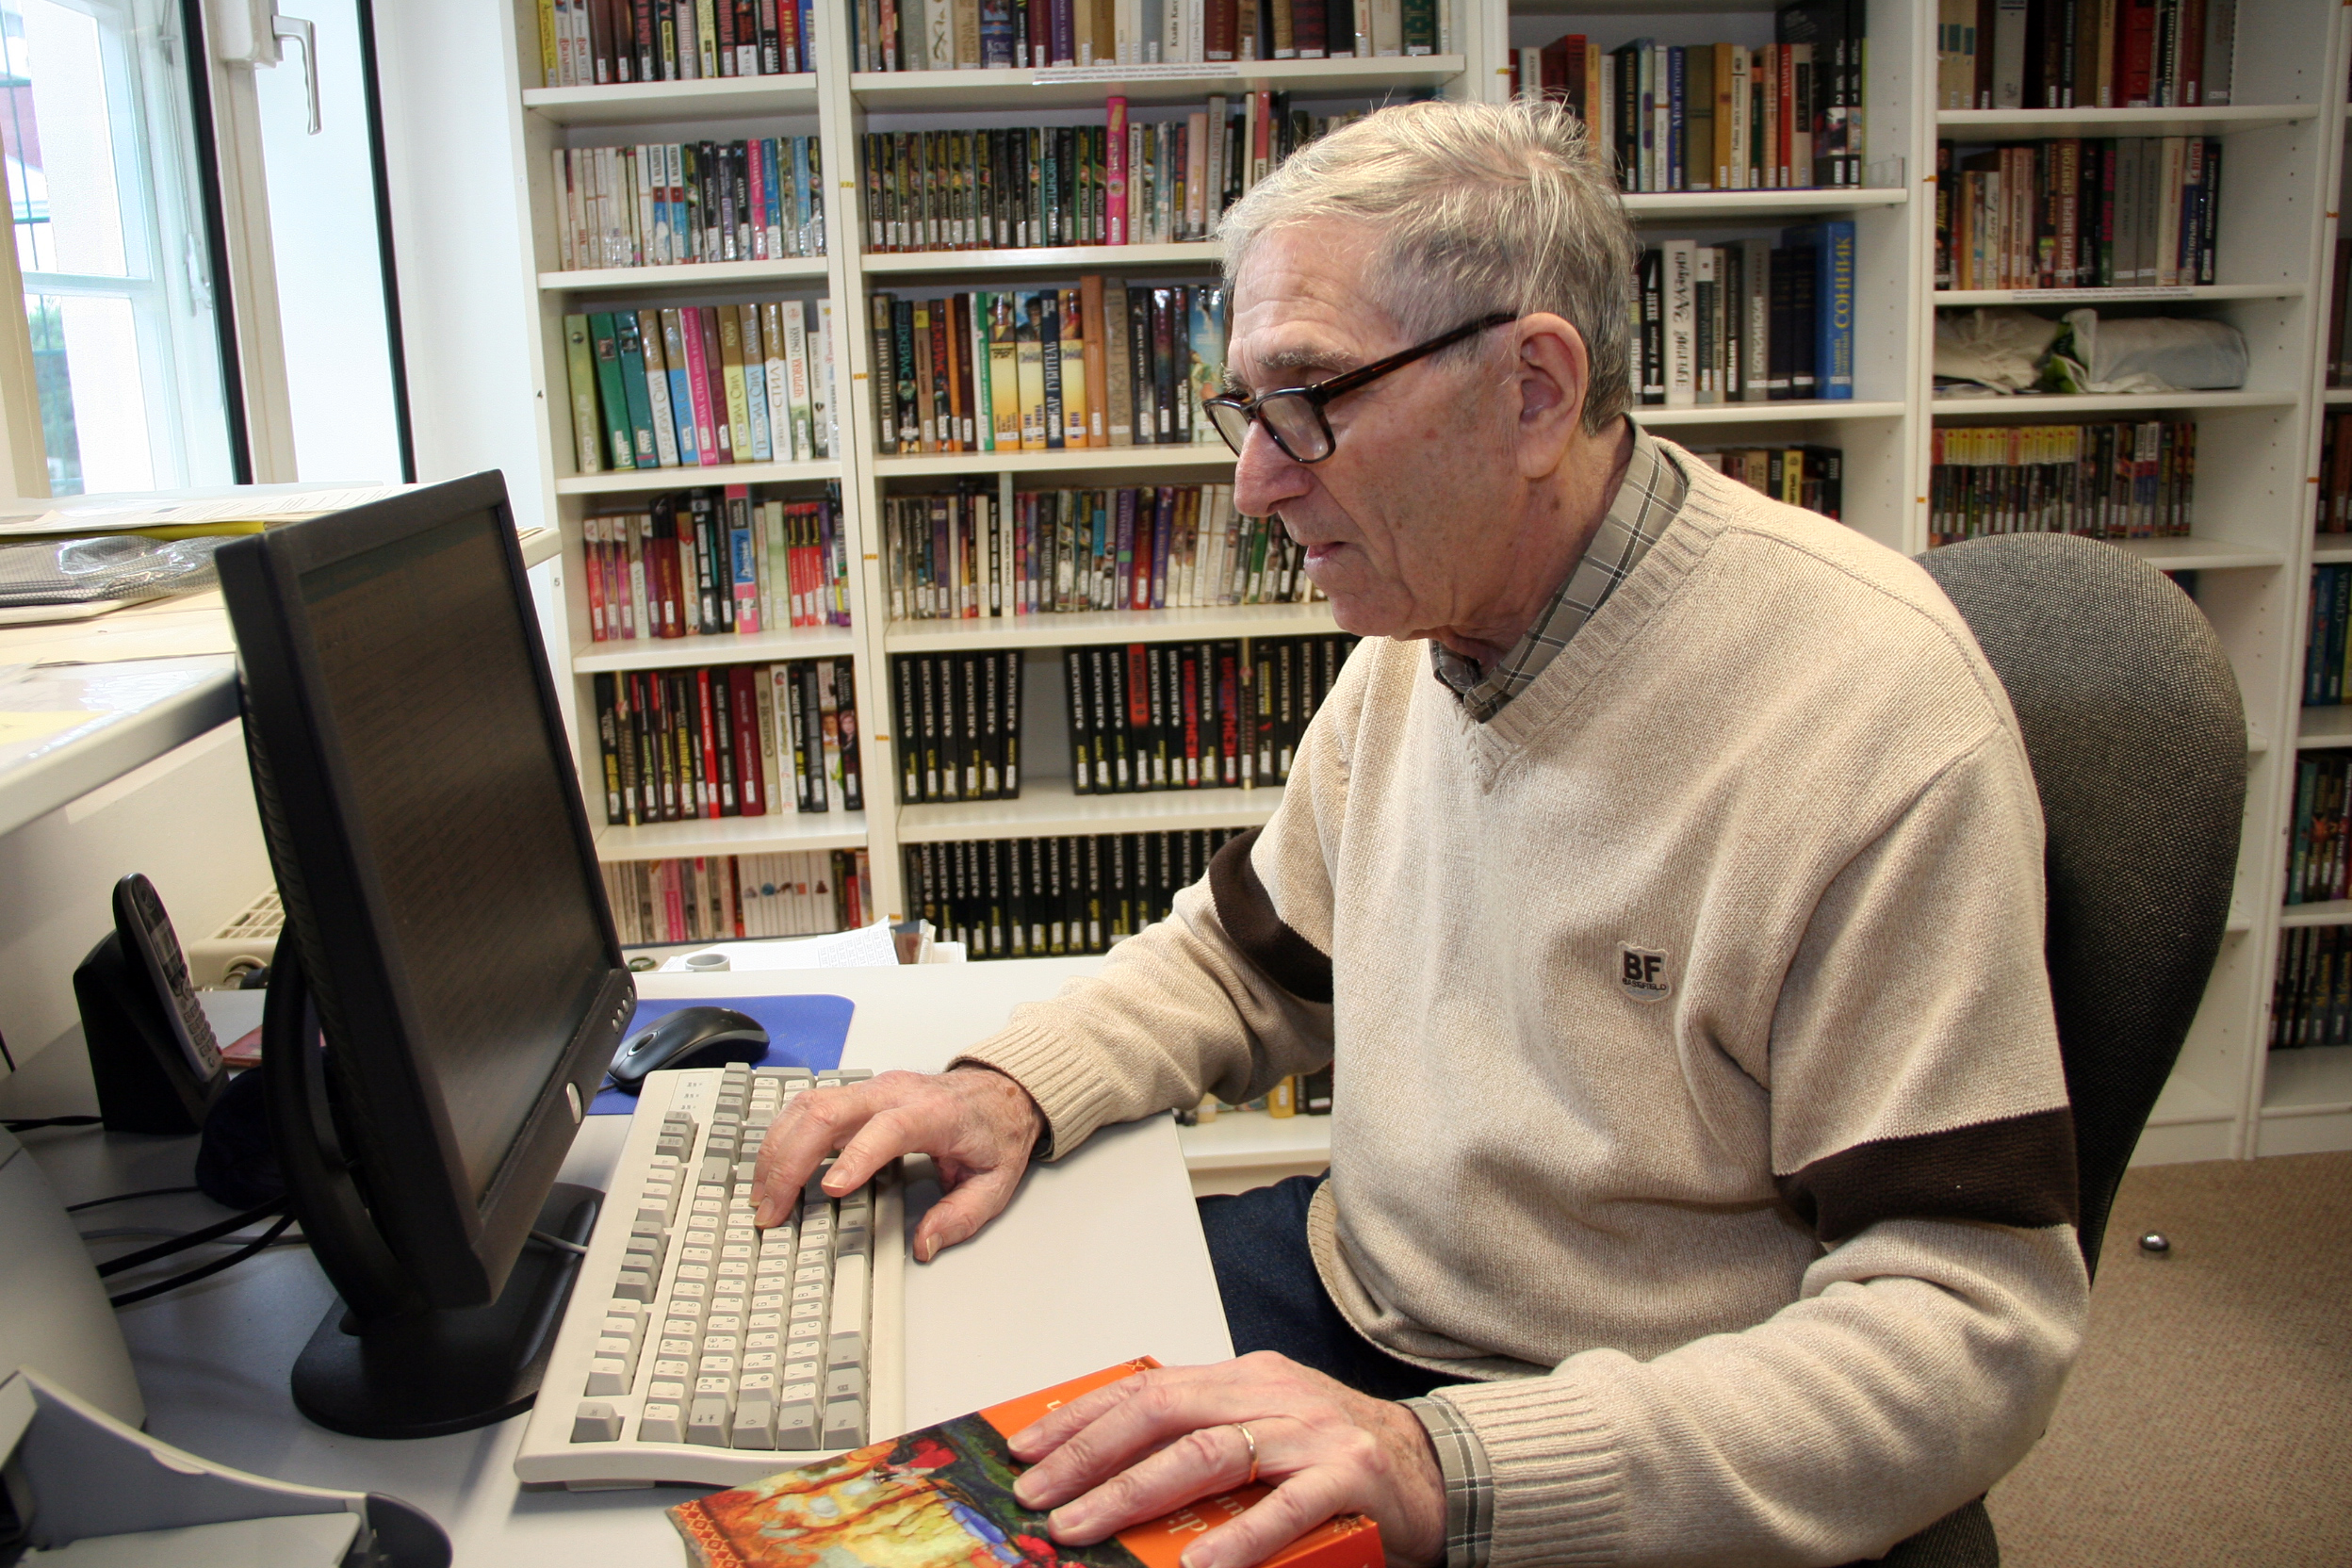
965, 454, 2089, 1566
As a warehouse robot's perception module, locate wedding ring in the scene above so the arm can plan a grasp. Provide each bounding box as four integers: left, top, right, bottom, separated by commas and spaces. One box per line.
1233, 1421, 1259, 1486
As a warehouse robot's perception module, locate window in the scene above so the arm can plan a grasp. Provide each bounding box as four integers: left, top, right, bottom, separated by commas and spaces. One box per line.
2, 0, 237, 495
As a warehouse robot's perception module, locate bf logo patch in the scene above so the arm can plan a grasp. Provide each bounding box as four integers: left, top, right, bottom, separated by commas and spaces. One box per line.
1618, 944, 1672, 1003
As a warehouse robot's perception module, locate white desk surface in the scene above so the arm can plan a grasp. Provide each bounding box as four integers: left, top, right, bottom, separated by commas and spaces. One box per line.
3, 959, 1231, 1566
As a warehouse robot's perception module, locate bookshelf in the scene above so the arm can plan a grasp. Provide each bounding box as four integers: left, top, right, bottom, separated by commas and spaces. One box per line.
498, 1, 2352, 1163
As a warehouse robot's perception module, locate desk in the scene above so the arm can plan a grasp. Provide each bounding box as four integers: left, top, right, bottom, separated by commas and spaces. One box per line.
0, 961, 1233, 1565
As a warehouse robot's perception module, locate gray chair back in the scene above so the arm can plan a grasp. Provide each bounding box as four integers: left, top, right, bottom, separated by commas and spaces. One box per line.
1917, 534, 2245, 1278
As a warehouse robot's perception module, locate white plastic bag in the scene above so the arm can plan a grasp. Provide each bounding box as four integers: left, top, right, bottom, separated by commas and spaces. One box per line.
2044, 309, 2248, 393
1933, 308, 2064, 393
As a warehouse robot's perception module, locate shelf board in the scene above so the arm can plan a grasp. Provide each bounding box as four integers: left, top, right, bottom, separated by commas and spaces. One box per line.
1176, 1108, 1331, 1172
2249, 720, 2271, 755
2327, 389, 2352, 404
1633, 399, 1904, 426
595, 809, 868, 862
874, 445, 1232, 479
556, 459, 841, 496
1619, 187, 1909, 219
884, 601, 1335, 652
2110, 536, 2286, 571
539, 255, 828, 292
571, 625, 857, 674
1936, 104, 2321, 139
2261, 1045, 2352, 1116
1934, 284, 2302, 305
2225, 900, 2254, 935
2297, 707, 2352, 749
1930, 390, 2298, 415
520, 74, 820, 126
2315, 533, 2352, 564
518, 524, 562, 569
2279, 899, 2352, 928
851, 55, 1466, 112
2146, 1071, 2235, 1127
895, 777, 1282, 842
863, 241, 1222, 275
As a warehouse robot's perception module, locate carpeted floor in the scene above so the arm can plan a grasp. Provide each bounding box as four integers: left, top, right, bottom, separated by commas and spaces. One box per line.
1986, 1151, 2352, 1565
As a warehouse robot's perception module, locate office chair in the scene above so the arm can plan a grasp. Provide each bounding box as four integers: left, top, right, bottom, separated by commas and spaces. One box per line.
1856, 533, 2248, 1568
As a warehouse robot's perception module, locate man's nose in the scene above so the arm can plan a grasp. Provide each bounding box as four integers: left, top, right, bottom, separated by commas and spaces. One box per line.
1232, 420, 1313, 518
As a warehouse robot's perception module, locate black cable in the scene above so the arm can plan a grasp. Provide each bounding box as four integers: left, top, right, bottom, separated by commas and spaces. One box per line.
3, 1116, 103, 1132
0, 1027, 15, 1072
109, 1214, 294, 1307
93, 1200, 280, 1278
67, 1184, 201, 1213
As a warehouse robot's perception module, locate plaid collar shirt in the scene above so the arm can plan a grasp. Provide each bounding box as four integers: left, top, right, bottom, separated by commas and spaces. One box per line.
1429, 419, 1685, 723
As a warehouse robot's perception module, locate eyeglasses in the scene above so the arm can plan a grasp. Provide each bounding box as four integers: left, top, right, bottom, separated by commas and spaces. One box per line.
1203, 313, 1516, 464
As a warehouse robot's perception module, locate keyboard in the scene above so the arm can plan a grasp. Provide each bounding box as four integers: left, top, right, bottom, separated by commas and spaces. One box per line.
514, 1063, 904, 1488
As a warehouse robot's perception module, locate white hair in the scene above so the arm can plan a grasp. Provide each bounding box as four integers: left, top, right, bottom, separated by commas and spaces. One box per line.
1217, 97, 1635, 433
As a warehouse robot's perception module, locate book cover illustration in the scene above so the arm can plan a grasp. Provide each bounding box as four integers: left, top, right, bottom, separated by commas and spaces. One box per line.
670, 1359, 1380, 1568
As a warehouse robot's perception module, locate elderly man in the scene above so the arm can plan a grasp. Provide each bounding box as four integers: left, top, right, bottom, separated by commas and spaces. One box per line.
755, 99, 2085, 1568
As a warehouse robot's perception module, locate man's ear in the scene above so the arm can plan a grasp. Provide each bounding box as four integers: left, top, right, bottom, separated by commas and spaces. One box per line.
1512, 313, 1587, 480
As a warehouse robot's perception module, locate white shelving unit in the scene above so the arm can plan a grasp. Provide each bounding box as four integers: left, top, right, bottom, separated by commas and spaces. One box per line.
497, 1, 2352, 1175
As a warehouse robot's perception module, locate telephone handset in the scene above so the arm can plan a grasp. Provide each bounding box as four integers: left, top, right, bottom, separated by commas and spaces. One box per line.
73, 874, 230, 1133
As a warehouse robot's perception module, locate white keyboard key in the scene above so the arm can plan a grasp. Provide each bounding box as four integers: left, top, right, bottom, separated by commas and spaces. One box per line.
704, 1314, 743, 1334
701, 1333, 741, 1355
822, 1398, 864, 1448
571, 1400, 622, 1442
745, 1331, 780, 1351
748, 1311, 783, 1330
585, 1357, 630, 1396
647, 1379, 686, 1402
731, 1394, 776, 1449
743, 1351, 778, 1373
826, 1364, 865, 1404
593, 1333, 637, 1364
652, 1357, 691, 1380
697, 1355, 738, 1379
612, 1269, 654, 1303
784, 1358, 820, 1381
638, 1402, 685, 1444
658, 1336, 696, 1359
776, 1397, 818, 1450
687, 1395, 732, 1446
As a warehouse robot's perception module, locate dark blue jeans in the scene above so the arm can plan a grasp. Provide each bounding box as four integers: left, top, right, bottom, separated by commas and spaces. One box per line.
1196, 1174, 1449, 1400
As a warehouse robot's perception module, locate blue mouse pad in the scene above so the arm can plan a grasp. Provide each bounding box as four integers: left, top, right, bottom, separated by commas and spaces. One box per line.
590, 993, 855, 1115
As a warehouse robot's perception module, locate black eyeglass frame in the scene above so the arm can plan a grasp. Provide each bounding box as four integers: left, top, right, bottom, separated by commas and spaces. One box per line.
1204, 312, 1518, 464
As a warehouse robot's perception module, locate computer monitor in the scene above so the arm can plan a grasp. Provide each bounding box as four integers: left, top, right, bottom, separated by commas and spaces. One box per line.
216, 471, 637, 1440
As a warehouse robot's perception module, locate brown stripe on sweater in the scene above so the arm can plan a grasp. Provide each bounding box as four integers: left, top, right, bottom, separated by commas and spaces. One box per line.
1775, 1107, 2079, 1245
1209, 827, 1333, 1004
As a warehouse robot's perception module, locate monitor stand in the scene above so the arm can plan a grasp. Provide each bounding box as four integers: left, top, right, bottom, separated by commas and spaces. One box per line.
264, 946, 602, 1440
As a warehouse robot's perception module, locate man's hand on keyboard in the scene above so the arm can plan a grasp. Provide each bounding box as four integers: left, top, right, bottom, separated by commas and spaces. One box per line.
1001, 1352, 1446, 1568
751, 1067, 1044, 1263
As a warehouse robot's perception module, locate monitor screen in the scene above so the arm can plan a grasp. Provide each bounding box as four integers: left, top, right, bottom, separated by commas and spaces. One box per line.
295, 510, 607, 1198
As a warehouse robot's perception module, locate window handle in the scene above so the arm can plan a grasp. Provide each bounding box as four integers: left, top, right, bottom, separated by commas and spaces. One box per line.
270, 14, 319, 135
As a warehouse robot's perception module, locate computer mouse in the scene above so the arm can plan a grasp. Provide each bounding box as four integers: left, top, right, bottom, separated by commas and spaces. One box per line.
608, 1006, 769, 1093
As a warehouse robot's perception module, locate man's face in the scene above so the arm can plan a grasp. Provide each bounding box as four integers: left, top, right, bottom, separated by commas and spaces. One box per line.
1225, 224, 1518, 642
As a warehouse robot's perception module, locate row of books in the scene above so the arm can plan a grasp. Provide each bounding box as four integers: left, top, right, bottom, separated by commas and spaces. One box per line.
580, 490, 850, 645
600, 850, 874, 949
1179, 1071, 1332, 1121
590, 659, 865, 828
881, 484, 1319, 621
1936, 0, 2240, 111
871, 283, 1221, 455
1927, 419, 2197, 546
901, 827, 1249, 960
2303, 567, 2352, 709
534, 0, 819, 85
1063, 634, 1354, 795
1934, 138, 2222, 294
890, 651, 1026, 804
2287, 750, 2352, 906
563, 300, 840, 476
550, 139, 825, 272
2324, 255, 2352, 391
1634, 229, 1854, 406
1687, 447, 1845, 523
851, 1, 1446, 72
1511, 16, 1869, 191
860, 95, 1362, 253
2318, 413, 2352, 532
2269, 923, 2352, 1051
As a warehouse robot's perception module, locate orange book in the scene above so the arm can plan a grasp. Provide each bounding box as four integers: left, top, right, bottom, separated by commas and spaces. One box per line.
669, 1359, 1381, 1568
1081, 275, 1110, 447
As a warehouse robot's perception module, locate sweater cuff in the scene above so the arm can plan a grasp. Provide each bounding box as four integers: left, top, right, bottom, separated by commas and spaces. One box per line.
1422, 1378, 1625, 1566
949, 1021, 1125, 1160
1404, 1396, 1494, 1568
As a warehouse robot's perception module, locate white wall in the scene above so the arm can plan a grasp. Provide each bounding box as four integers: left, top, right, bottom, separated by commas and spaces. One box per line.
368, 0, 547, 538
0, 724, 269, 1072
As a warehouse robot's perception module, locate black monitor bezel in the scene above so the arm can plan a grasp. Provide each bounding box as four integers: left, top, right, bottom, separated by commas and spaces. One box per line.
218, 471, 634, 1312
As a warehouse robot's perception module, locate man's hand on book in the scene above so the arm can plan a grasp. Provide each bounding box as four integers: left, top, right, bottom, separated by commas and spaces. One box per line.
750, 1066, 1044, 1262
1004, 1352, 1445, 1568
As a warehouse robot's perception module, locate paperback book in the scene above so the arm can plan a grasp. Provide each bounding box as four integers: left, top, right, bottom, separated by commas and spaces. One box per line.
669, 1358, 1380, 1568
